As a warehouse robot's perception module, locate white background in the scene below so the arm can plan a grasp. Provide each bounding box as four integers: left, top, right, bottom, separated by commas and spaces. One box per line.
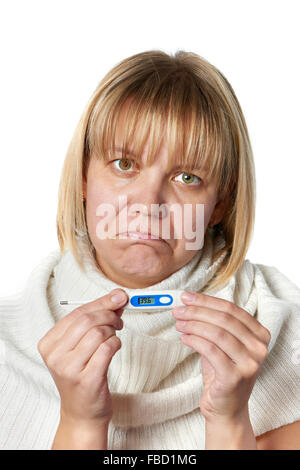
0, 0, 299, 296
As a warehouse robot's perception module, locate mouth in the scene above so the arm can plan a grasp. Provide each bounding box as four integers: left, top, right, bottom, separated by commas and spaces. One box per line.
118, 231, 165, 242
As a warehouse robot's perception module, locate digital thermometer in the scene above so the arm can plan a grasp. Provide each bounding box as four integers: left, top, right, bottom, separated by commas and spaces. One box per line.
60, 290, 186, 310
125, 290, 185, 310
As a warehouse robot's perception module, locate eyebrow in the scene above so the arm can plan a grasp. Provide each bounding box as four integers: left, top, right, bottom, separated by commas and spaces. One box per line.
111, 145, 207, 173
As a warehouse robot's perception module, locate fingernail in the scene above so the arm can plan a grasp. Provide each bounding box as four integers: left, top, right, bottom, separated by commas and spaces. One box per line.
111, 291, 126, 304
181, 291, 195, 302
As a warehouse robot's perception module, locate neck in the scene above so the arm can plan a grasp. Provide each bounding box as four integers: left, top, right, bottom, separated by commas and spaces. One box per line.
94, 253, 195, 289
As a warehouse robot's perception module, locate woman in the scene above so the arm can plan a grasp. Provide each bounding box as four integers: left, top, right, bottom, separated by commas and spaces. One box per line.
0, 50, 300, 450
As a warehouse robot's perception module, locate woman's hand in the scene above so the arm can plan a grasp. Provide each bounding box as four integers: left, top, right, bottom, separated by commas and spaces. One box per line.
173, 291, 271, 423
38, 288, 128, 429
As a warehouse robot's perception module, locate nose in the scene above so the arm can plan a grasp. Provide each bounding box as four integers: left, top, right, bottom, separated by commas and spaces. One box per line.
129, 171, 169, 220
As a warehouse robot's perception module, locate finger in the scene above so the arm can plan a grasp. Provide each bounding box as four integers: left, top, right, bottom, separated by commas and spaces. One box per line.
82, 334, 122, 380
180, 334, 235, 381
39, 288, 127, 351
65, 325, 118, 373
81, 289, 128, 314
181, 291, 270, 344
173, 306, 268, 362
60, 288, 127, 336
51, 309, 123, 355
176, 319, 254, 367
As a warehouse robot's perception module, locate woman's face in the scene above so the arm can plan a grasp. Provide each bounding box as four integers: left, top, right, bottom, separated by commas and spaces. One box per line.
83, 117, 226, 288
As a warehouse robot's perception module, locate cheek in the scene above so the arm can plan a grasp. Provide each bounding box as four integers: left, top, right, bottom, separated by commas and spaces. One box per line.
203, 202, 216, 227
87, 184, 114, 206
85, 184, 120, 233
197, 187, 219, 229
179, 200, 215, 234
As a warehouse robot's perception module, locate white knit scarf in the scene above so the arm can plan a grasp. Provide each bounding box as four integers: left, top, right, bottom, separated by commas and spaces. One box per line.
1, 228, 300, 449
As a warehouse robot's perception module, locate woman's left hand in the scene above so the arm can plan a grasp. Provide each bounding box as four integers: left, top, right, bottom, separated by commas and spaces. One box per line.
173, 291, 271, 422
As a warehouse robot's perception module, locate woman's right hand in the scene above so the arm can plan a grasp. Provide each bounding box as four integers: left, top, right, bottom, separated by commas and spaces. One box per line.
37, 288, 128, 427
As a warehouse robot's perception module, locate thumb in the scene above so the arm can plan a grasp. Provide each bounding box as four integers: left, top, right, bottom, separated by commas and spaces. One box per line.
84, 288, 128, 314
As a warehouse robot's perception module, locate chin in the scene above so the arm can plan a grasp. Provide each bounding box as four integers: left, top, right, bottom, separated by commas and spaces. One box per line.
121, 261, 163, 277
120, 252, 164, 275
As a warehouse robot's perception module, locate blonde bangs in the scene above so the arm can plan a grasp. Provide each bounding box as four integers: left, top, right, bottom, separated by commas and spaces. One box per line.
84, 68, 236, 199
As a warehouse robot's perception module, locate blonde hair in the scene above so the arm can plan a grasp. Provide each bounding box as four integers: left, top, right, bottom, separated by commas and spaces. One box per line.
56, 49, 256, 292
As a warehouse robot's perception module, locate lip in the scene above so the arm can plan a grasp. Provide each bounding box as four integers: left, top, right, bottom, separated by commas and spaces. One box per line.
118, 231, 164, 242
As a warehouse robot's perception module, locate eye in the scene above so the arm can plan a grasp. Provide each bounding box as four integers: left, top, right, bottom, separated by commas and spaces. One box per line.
174, 172, 202, 186
112, 158, 135, 172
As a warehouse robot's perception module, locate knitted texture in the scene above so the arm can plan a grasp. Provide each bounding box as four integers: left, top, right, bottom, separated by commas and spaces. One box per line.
0, 229, 300, 449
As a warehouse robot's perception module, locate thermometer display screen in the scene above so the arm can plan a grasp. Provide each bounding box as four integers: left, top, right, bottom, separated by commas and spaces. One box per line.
138, 296, 155, 305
